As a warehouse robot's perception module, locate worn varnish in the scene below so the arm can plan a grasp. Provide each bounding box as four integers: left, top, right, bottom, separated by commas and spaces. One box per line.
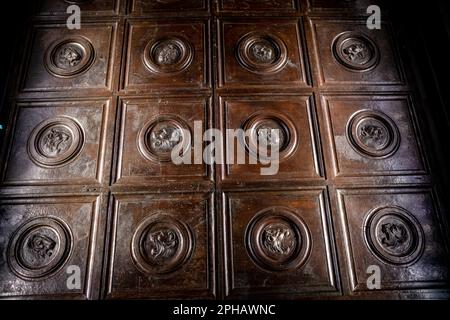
0, 0, 449, 299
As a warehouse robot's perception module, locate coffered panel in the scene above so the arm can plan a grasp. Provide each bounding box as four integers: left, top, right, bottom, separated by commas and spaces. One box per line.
114, 96, 211, 188
217, 0, 300, 14
0, 194, 105, 299
336, 188, 450, 295
20, 22, 118, 97
129, 0, 209, 15
318, 95, 427, 180
105, 193, 215, 299
2, 99, 114, 187
306, 18, 405, 89
304, 0, 385, 14
219, 95, 322, 185
121, 19, 210, 93
37, 0, 122, 16
223, 190, 339, 298
218, 19, 309, 90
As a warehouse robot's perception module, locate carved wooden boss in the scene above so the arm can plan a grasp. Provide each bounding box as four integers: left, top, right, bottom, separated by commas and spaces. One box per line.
0, 0, 448, 300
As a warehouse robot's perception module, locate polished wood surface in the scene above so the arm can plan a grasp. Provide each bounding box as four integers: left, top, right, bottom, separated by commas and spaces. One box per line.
0, 0, 448, 299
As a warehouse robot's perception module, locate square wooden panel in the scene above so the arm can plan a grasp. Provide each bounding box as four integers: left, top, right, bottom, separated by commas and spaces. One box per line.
318, 95, 427, 179
223, 190, 339, 298
305, 0, 385, 14
114, 97, 211, 187
219, 96, 322, 184
121, 20, 210, 93
217, 0, 299, 14
306, 18, 405, 89
20, 23, 117, 97
0, 195, 105, 299
2, 99, 113, 186
37, 0, 121, 16
336, 188, 450, 294
218, 19, 309, 90
106, 193, 215, 299
129, 0, 209, 14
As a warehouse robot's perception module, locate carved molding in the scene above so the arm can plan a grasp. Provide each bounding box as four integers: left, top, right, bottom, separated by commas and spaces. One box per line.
7, 217, 73, 280
236, 32, 288, 74
143, 37, 194, 74
27, 117, 85, 168
245, 207, 311, 272
137, 114, 191, 163
346, 110, 400, 158
241, 111, 298, 161
44, 36, 95, 78
131, 214, 194, 275
364, 206, 425, 266
332, 31, 379, 72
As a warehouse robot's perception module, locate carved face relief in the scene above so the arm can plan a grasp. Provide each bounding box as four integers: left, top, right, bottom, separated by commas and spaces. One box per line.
358, 120, 389, 151
138, 115, 190, 163
28, 117, 84, 168
45, 37, 95, 77
144, 37, 193, 74
263, 223, 296, 257
347, 110, 400, 158
149, 124, 182, 154
8, 217, 72, 280
143, 229, 179, 265
132, 215, 193, 275
56, 45, 83, 69
255, 120, 287, 150
237, 33, 288, 73
154, 42, 182, 65
342, 41, 370, 65
249, 40, 276, 64
246, 207, 311, 271
333, 32, 379, 71
39, 127, 73, 158
365, 207, 424, 265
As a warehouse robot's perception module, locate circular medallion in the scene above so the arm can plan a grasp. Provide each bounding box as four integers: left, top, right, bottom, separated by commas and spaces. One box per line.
245, 207, 311, 272
138, 115, 191, 163
242, 111, 297, 161
346, 110, 400, 158
27, 117, 85, 168
237, 32, 288, 74
332, 31, 379, 72
44, 37, 95, 78
143, 37, 194, 74
7, 217, 72, 280
131, 214, 194, 275
364, 207, 424, 266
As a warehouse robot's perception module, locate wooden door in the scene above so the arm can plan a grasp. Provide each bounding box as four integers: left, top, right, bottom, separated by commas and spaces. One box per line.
0, 0, 449, 299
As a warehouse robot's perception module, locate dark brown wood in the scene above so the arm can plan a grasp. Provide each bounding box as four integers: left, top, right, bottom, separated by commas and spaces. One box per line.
0, 0, 449, 300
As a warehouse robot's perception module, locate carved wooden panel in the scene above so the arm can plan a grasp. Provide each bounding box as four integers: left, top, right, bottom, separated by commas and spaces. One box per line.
217, 0, 299, 14
121, 20, 210, 93
0, 0, 448, 300
2, 99, 113, 186
305, 0, 384, 14
223, 190, 338, 298
114, 96, 211, 188
336, 188, 450, 295
20, 22, 117, 97
106, 193, 215, 299
37, 0, 121, 16
129, 0, 209, 15
318, 95, 427, 179
219, 95, 322, 184
0, 195, 105, 299
306, 18, 405, 89
218, 19, 309, 90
